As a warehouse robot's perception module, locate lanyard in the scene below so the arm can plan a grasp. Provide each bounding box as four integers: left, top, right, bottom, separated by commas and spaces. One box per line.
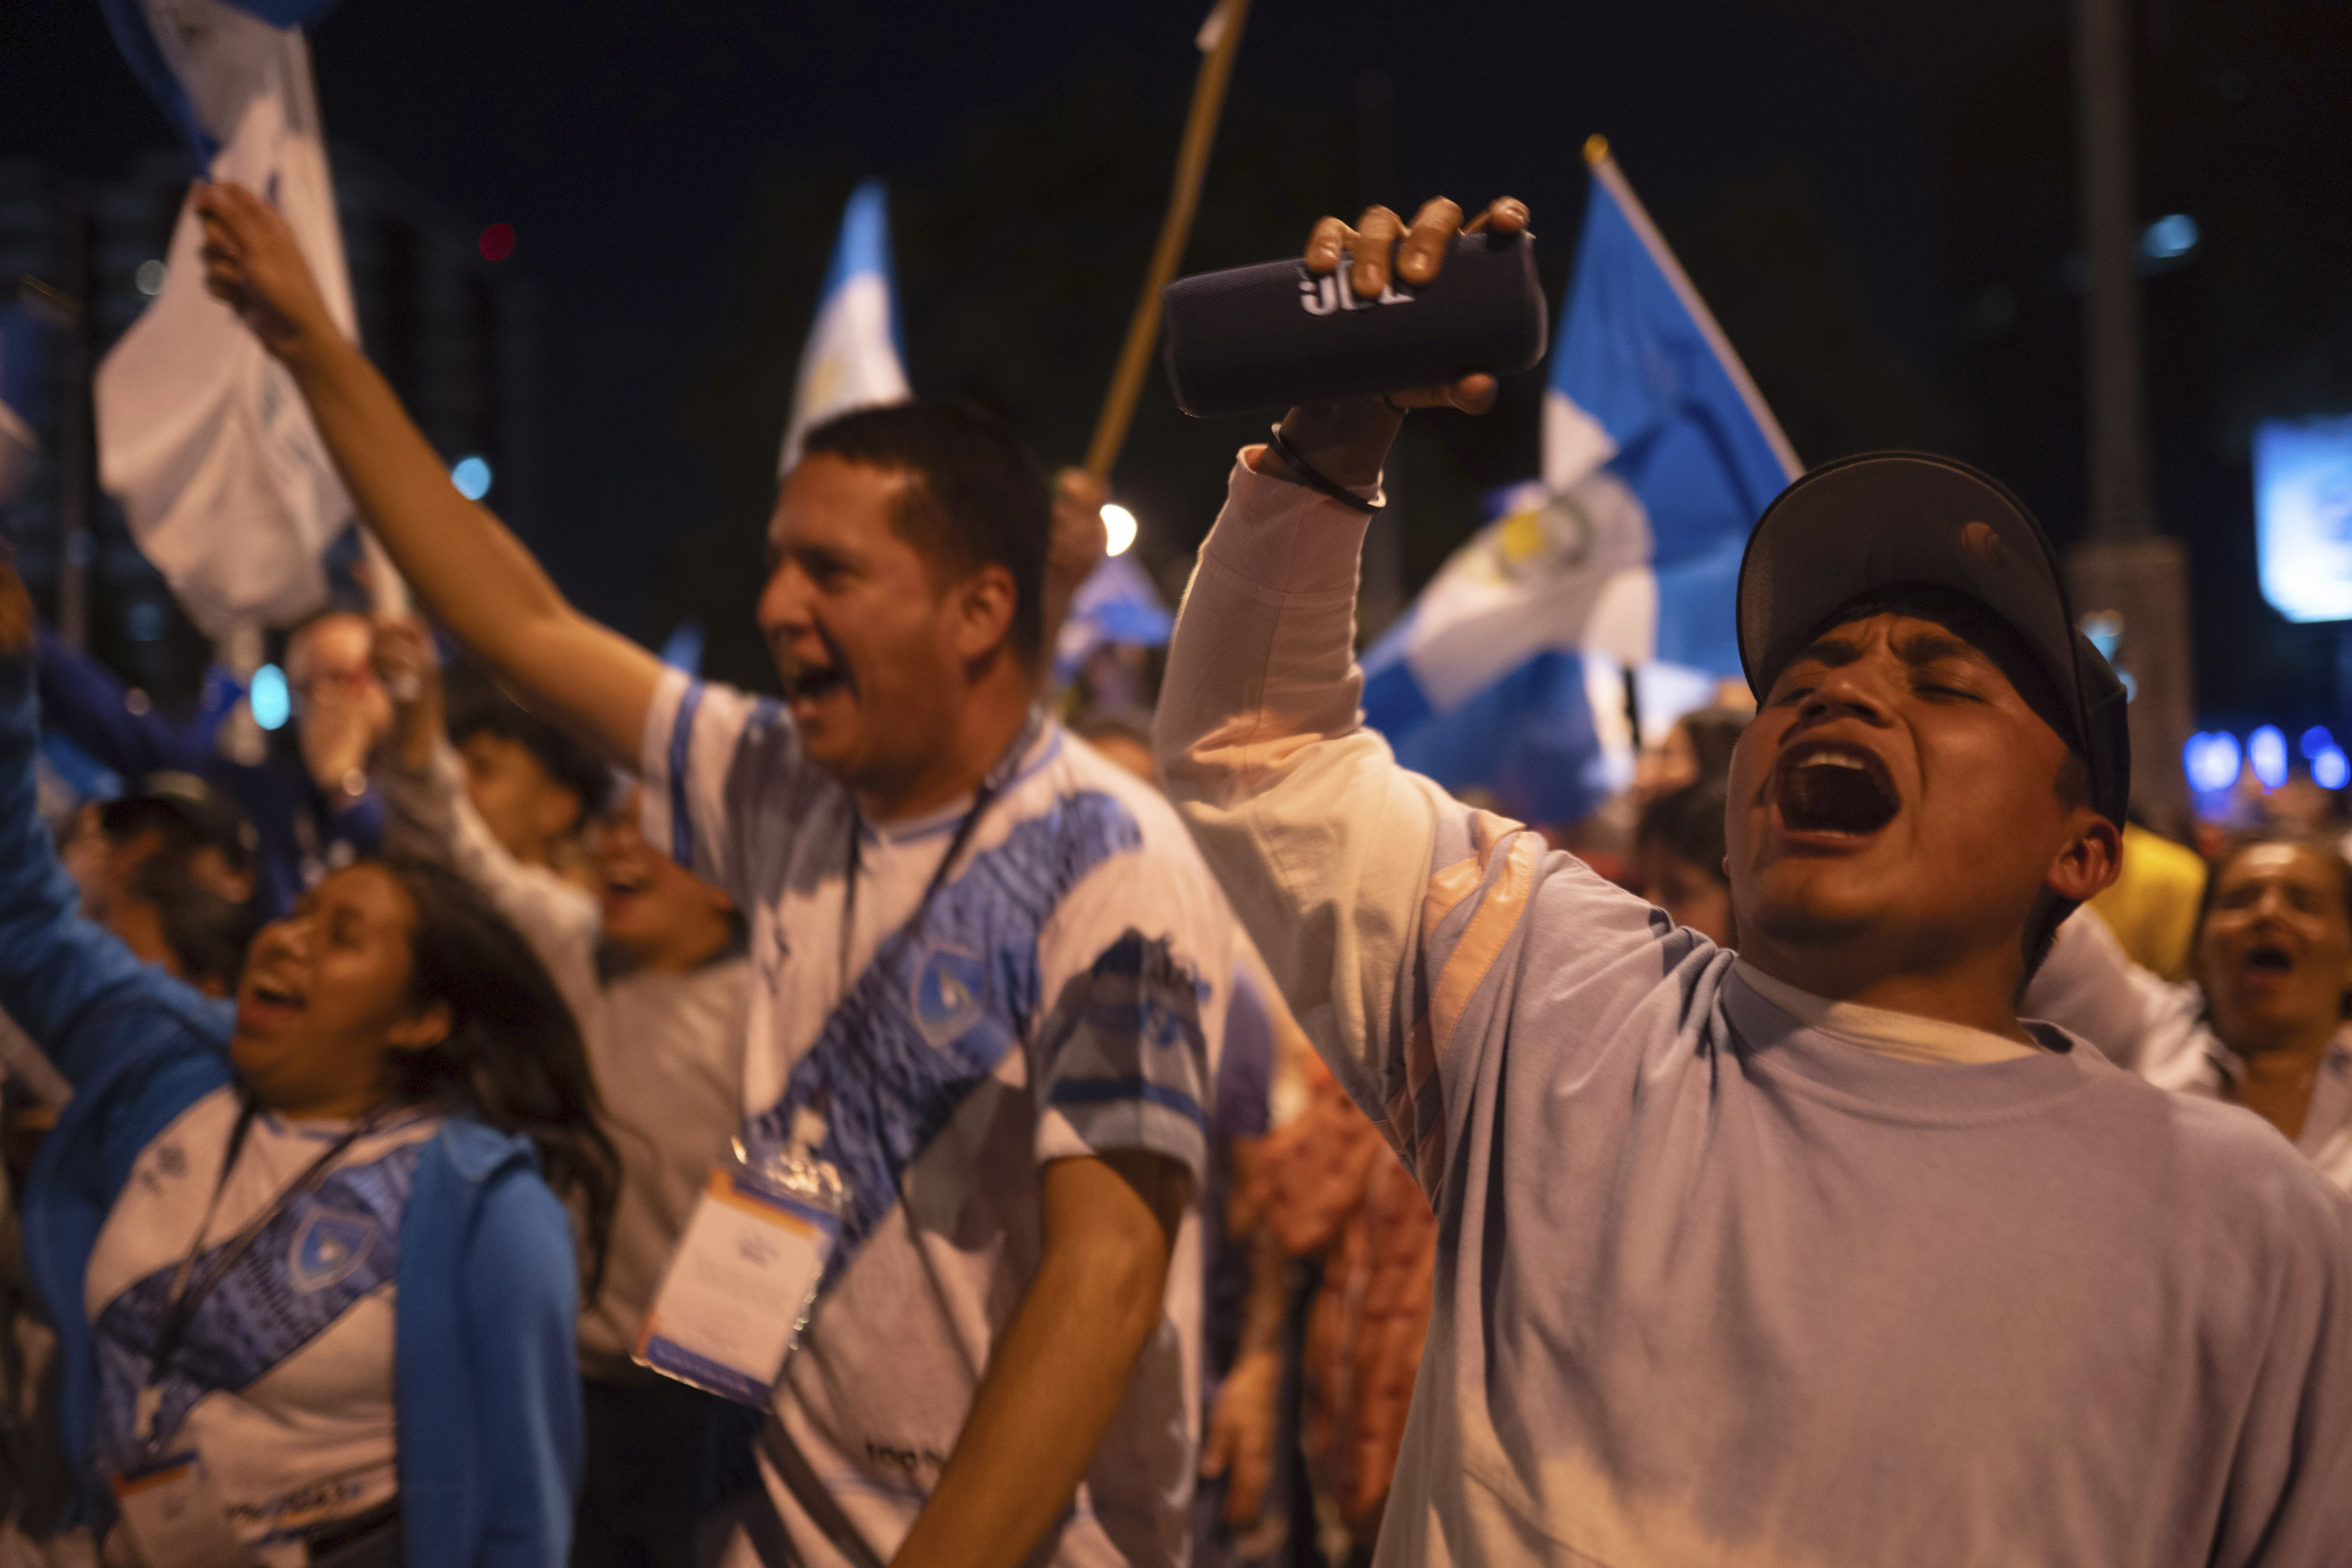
836, 709, 1045, 1000
139, 1094, 386, 1450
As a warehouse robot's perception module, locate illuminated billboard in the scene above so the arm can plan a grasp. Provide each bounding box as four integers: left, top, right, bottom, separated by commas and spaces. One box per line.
2256, 413, 2352, 623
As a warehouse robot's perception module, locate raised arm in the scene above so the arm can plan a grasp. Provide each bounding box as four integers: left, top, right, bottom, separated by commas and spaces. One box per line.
373, 618, 603, 1026
1154, 198, 1540, 1165
193, 182, 659, 766
34, 621, 216, 780
0, 565, 193, 1083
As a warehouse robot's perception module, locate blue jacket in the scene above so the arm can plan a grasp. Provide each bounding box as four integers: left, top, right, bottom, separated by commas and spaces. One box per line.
33, 623, 384, 920
0, 650, 581, 1568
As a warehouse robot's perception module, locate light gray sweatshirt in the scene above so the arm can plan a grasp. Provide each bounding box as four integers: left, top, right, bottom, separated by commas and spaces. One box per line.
1155, 455, 2352, 1567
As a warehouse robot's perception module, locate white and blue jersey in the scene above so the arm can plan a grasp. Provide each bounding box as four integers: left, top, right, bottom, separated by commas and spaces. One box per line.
640, 670, 1234, 1567
83, 1089, 442, 1564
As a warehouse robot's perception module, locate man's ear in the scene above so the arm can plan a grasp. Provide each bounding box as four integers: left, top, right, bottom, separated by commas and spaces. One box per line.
2047, 811, 2123, 905
951, 563, 1019, 664
387, 1000, 452, 1054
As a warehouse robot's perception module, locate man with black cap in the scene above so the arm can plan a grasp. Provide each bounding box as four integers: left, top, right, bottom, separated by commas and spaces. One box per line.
1155, 196, 2352, 1564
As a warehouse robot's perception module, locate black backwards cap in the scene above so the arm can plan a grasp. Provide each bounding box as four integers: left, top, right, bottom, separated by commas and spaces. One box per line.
1735, 452, 2131, 827
101, 771, 260, 870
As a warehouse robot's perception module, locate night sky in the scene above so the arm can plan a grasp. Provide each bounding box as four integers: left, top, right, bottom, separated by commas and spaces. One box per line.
4, 0, 2348, 730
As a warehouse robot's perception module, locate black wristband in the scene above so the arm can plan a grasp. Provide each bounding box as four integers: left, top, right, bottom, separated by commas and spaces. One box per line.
1266, 424, 1384, 514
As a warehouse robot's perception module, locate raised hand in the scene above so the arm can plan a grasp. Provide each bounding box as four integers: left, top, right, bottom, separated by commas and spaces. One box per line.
192, 181, 340, 363
371, 615, 445, 775
1266, 196, 1529, 492
1302, 195, 1528, 414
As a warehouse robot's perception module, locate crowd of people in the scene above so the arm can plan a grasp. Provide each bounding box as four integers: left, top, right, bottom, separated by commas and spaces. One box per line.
0, 181, 2344, 1568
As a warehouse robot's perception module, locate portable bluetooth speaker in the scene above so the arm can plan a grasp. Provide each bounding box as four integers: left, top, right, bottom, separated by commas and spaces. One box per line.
1160, 230, 1547, 419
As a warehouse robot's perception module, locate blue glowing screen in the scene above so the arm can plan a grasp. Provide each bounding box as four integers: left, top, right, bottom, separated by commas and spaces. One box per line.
2255, 414, 2352, 623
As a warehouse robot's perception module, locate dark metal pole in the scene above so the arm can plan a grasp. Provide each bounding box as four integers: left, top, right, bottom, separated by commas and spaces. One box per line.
2069, 0, 2194, 834
2075, 0, 2155, 543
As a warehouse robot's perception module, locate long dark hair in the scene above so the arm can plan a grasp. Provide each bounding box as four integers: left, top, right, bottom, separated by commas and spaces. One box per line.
377, 855, 620, 1298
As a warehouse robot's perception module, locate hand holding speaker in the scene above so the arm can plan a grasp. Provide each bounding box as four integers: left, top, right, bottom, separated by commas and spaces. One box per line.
1161, 196, 1535, 491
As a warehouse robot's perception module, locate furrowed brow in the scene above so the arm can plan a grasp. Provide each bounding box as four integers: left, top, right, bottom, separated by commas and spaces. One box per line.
1789, 633, 1863, 670
1893, 629, 1991, 669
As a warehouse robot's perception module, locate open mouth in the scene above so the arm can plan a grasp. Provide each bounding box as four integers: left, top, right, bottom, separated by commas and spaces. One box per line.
250, 979, 305, 1010
2243, 944, 2296, 976
1775, 743, 1900, 837
778, 624, 855, 708
779, 657, 850, 707
238, 974, 307, 1033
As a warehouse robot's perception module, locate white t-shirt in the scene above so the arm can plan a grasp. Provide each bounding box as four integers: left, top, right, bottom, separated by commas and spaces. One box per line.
640, 671, 1232, 1567
84, 1087, 440, 1566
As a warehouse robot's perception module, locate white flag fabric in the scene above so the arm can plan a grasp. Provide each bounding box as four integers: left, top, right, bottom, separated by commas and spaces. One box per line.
778, 180, 911, 476
95, 0, 359, 635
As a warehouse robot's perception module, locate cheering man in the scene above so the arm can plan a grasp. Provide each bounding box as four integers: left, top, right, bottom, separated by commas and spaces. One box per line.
197, 183, 1235, 1568
1154, 196, 2352, 1564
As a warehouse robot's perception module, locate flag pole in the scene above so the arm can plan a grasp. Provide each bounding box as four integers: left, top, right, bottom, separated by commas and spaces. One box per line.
1083, 0, 1252, 488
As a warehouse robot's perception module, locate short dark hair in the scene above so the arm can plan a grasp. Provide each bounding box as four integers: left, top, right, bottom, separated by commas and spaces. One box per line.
1637, 779, 1730, 884
445, 664, 611, 824
800, 401, 1052, 665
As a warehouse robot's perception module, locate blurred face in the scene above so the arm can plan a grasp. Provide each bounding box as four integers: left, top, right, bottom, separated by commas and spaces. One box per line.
1633, 721, 1701, 807
231, 865, 447, 1118
593, 786, 735, 970
2198, 844, 2352, 1057
758, 455, 1014, 804
1638, 842, 1733, 947
1726, 611, 2112, 975
459, 732, 582, 867
290, 612, 390, 731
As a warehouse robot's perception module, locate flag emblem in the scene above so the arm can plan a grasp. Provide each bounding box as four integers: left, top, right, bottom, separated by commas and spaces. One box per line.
289, 1207, 376, 1295
911, 945, 986, 1048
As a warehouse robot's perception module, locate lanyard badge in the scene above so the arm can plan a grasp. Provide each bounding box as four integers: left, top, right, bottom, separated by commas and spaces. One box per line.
111, 1453, 249, 1568
637, 1108, 849, 1406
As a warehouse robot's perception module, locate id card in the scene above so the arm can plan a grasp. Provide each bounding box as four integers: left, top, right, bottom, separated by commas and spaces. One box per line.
113, 1452, 250, 1568
636, 1167, 840, 1405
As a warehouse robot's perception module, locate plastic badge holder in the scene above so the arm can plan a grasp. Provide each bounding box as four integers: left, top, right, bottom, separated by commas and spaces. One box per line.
635, 1109, 848, 1406
1159, 230, 1547, 419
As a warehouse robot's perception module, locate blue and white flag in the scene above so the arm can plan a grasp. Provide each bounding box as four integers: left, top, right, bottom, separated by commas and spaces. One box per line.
1053, 552, 1172, 688
94, 0, 363, 635
0, 294, 63, 509
1359, 139, 1798, 824
779, 180, 912, 475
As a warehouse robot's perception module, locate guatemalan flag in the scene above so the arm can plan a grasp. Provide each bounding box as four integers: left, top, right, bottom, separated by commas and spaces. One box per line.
1359, 136, 1800, 825
94, 0, 365, 636
779, 180, 912, 475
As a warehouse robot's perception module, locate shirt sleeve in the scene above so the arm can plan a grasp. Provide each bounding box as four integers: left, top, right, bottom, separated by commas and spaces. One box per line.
636, 666, 808, 909
33, 622, 215, 780
1029, 849, 1225, 1187
2022, 906, 2206, 1075
1153, 455, 1562, 1196
381, 740, 603, 1036
0, 652, 198, 1087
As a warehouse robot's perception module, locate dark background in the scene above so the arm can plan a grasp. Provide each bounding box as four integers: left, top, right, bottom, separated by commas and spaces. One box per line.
4, 0, 2349, 730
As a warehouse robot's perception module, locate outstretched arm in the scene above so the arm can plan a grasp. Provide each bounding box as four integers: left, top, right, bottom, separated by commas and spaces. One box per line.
193, 182, 659, 767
